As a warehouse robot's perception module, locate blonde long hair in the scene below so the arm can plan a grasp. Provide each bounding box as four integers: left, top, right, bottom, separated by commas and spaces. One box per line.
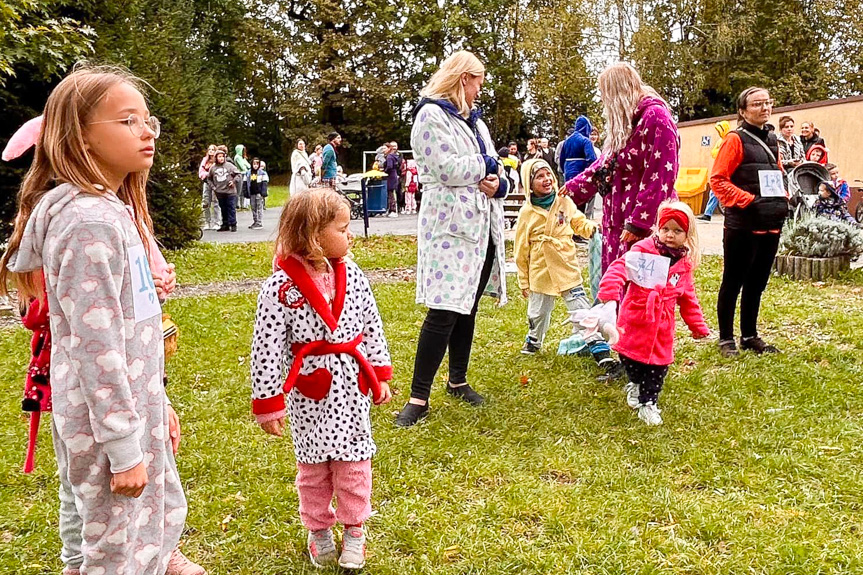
0, 64, 155, 301
275, 188, 350, 271
657, 200, 701, 268
598, 62, 668, 155
420, 51, 485, 118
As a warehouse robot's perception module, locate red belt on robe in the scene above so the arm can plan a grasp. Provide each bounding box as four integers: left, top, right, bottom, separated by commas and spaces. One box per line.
285, 333, 382, 403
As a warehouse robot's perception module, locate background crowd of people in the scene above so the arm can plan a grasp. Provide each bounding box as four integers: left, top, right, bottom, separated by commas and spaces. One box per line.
198, 143, 269, 232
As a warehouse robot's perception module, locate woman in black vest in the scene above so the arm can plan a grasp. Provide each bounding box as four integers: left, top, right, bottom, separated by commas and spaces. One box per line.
709, 87, 788, 357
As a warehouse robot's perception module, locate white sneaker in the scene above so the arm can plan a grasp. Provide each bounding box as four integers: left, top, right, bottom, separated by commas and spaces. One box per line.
339, 526, 366, 569
638, 402, 663, 426
388, 212, 398, 218
624, 382, 641, 409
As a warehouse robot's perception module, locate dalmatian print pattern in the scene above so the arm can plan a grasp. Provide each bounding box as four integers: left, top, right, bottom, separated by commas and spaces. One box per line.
251, 259, 391, 464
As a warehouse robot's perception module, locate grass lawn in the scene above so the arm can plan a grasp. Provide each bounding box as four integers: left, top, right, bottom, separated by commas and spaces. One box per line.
2, 238, 863, 574
265, 185, 289, 210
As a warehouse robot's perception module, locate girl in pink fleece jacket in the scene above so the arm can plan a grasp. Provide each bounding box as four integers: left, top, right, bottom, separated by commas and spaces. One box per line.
597, 202, 710, 425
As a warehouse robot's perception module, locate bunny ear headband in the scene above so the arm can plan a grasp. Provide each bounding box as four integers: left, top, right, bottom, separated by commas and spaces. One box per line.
2, 116, 43, 162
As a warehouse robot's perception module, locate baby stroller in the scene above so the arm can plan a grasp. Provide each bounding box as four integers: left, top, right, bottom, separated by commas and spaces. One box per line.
788, 161, 830, 219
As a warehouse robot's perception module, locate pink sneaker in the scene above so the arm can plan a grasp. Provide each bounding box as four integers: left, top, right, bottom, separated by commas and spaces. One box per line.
307, 528, 338, 567
166, 548, 206, 575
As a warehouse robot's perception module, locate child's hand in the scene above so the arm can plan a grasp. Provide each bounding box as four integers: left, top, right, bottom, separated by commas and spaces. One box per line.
167, 404, 181, 454
374, 382, 393, 405
693, 330, 712, 340
261, 418, 285, 437
154, 264, 177, 300
521, 289, 529, 299
111, 462, 149, 498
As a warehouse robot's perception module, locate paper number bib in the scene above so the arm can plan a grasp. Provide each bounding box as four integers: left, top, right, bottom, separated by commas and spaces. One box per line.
128, 244, 162, 323
758, 170, 786, 198
625, 251, 670, 289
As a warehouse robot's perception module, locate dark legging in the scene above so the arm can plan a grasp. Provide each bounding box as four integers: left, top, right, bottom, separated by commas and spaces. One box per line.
409, 236, 496, 401
620, 355, 669, 405
717, 228, 780, 341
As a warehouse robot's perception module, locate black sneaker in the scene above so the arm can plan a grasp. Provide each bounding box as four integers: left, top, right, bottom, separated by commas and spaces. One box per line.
598, 357, 625, 381
230, 225, 237, 232
697, 214, 711, 222
718, 339, 739, 357
740, 337, 780, 354
446, 382, 484, 406
395, 402, 429, 427
521, 340, 541, 355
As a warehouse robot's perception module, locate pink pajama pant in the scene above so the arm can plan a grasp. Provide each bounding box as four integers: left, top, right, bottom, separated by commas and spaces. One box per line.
296, 459, 372, 531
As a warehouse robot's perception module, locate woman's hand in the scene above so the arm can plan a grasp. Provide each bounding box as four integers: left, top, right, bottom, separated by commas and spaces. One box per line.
261, 418, 286, 437
521, 288, 529, 299
167, 404, 181, 454
620, 230, 639, 245
479, 175, 499, 198
374, 382, 393, 405
111, 462, 149, 498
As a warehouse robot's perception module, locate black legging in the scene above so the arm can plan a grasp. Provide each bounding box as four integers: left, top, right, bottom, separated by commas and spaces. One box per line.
620, 355, 669, 405
717, 228, 780, 341
409, 236, 496, 401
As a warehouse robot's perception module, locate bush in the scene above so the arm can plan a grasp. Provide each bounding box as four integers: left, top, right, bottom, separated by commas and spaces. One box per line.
779, 213, 863, 258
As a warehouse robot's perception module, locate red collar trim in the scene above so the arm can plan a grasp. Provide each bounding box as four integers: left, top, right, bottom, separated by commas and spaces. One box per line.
276, 256, 346, 331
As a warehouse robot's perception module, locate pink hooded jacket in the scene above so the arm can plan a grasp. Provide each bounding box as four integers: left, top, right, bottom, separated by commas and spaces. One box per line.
598, 237, 709, 365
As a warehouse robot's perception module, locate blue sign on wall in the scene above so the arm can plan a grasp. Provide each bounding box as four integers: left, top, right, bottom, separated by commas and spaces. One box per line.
701, 136, 711, 147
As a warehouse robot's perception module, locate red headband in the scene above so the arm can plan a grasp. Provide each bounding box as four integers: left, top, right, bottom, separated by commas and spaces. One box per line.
658, 208, 690, 233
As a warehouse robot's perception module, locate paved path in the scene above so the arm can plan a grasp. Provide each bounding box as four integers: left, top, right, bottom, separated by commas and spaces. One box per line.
202, 207, 419, 244
204, 204, 727, 255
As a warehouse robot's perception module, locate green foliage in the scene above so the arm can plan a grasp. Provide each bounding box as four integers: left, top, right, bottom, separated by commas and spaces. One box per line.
0, 1, 94, 85
779, 213, 863, 258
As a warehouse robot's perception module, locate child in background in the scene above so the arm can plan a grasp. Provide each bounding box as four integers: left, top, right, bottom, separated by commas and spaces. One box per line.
261, 160, 269, 210
514, 159, 621, 377
405, 159, 419, 214
248, 157, 268, 229
826, 163, 850, 203
0, 65, 200, 575
806, 144, 828, 165
207, 149, 241, 232
234, 144, 251, 209
199, 144, 221, 230
250, 188, 393, 570
815, 181, 859, 226
597, 201, 710, 425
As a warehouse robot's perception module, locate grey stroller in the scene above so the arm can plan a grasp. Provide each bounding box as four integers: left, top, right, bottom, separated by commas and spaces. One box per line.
788, 161, 830, 218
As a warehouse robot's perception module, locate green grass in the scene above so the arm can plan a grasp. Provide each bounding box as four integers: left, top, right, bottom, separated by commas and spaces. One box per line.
3, 256, 863, 574
167, 236, 418, 284
265, 185, 289, 209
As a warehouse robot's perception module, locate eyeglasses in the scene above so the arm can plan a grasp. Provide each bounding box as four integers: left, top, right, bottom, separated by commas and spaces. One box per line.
749, 99, 775, 109
89, 114, 161, 139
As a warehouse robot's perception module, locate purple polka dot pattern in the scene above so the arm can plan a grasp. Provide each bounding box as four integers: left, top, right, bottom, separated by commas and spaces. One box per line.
409, 101, 508, 313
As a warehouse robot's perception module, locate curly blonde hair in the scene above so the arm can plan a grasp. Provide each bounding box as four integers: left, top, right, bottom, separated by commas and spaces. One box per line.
275, 188, 350, 270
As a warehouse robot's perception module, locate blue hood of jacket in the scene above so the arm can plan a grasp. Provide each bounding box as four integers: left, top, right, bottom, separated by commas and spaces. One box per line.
560, 116, 597, 182
574, 116, 593, 138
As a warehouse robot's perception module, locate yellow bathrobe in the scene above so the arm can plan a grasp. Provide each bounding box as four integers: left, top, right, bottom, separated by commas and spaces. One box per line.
514, 159, 597, 296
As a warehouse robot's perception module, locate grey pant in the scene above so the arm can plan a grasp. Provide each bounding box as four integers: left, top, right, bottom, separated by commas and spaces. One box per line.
526, 286, 601, 346
202, 182, 221, 229
250, 194, 264, 225
52, 420, 85, 570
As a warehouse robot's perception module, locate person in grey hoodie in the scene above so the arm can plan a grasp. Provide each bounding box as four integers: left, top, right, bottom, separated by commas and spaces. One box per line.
206, 150, 241, 232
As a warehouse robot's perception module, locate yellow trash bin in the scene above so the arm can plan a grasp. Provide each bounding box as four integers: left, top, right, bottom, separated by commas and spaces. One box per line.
675, 168, 709, 215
